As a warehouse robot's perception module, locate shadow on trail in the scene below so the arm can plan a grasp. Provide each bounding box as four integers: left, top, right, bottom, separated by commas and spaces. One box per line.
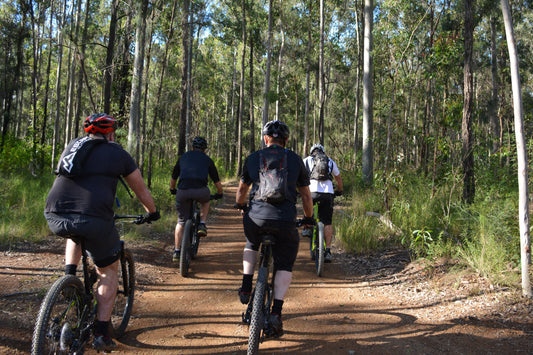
119, 303, 532, 354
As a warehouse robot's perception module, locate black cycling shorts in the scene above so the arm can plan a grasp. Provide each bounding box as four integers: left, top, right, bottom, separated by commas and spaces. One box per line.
175, 186, 211, 224
243, 214, 299, 272
44, 212, 121, 268
311, 192, 334, 225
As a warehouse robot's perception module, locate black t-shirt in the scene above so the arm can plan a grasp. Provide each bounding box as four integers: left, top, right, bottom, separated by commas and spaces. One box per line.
45, 138, 138, 220
171, 150, 221, 189
241, 145, 310, 221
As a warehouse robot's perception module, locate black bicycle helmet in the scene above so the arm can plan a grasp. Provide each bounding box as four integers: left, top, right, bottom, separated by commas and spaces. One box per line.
310, 143, 325, 155
192, 136, 208, 150
83, 113, 117, 134
262, 120, 290, 139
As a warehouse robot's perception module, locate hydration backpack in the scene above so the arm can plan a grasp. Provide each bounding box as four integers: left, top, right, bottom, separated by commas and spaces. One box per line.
56, 136, 106, 177
254, 149, 289, 204
309, 151, 331, 181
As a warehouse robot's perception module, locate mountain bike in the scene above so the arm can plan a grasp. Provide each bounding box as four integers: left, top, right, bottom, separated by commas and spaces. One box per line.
308, 202, 326, 277
31, 214, 145, 354
241, 219, 305, 355
179, 194, 221, 277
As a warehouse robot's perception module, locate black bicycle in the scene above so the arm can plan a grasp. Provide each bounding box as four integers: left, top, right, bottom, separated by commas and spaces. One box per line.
179, 194, 221, 277
241, 219, 306, 355
31, 214, 145, 354
308, 202, 326, 277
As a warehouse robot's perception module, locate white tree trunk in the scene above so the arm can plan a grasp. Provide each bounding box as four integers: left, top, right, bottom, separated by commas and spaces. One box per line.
362, 0, 374, 186
501, 0, 532, 297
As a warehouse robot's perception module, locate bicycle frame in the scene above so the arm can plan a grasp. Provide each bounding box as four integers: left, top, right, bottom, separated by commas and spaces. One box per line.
32, 215, 139, 354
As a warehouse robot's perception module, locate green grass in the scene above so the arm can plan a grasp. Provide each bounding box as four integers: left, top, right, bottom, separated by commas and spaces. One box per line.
334, 168, 523, 287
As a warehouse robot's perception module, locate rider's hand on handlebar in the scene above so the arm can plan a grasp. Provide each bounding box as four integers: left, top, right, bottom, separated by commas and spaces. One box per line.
334, 190, 343, 197
233, 203, 248, 212
300, 216, 315, 227
212, 193, 223, 200
135, 210, 161, 224
170, 188, 177, 195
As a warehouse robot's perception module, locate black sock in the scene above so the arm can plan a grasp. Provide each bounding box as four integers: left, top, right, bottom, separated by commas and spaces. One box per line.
65, 264, 77, 276
241, 274, 253, 293
94, 320, 110, 337
272, 299, 284, 316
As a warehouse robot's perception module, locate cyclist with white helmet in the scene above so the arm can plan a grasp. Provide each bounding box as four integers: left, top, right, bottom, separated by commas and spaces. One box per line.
170, 136, 223, 262
303, 143, 343, 262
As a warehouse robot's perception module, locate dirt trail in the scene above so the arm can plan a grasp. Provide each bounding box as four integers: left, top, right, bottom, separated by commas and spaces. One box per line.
0, 183, 532, 354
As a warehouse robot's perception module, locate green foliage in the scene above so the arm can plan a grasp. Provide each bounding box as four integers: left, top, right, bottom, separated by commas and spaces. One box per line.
0, 172, 55, 246
336, 167, 522, 287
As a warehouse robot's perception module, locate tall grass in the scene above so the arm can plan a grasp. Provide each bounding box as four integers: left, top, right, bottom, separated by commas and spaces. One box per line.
0, 173, 55, 246
335, 168, 522, 286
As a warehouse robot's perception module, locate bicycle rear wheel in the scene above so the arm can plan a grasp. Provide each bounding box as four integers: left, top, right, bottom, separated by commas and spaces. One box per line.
32, 275, 87, 355
248, 267, 268, 355
110, 248, 135, 339
315, 222, 325, 277
191, 211, 201, 258
180, 219, 193, 277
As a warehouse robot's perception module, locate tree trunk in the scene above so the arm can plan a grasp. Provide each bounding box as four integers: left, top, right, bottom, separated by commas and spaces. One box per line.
318, 0, 325, 145
178, 0, 190, 156
462, 0, 475, 204
249, 30, 255, 152
237, 0, 246, 177
128, 0, 148, 161
500, 0, 532, 298
362, 0, 374, 186
104, 0, 119, 114
261, 0, 273, 147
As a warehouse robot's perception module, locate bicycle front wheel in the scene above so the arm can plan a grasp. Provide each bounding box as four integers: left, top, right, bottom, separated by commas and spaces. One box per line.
316, 222, 325, 277
180, 219, 193, 277
32, 275, 86, 355
110, 248, 135, 339
248, 267, 268, 355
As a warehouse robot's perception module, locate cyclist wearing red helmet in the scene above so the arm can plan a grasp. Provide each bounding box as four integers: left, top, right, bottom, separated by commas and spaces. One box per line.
44, 113, 159, 351
235, 120, 314, 337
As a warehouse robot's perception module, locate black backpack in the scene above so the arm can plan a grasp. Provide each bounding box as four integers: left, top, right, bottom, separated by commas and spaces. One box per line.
56, 136, 106, 177
254, 149, 290, 204
309, 151, 331, 181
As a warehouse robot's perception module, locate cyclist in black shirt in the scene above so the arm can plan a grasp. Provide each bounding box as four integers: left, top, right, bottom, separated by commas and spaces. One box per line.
235, 120, 314, 337
44, 113, 159, 351
170, 137, 223, 261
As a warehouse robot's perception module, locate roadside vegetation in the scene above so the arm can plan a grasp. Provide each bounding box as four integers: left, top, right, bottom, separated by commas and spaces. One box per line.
1, 137, 526, 289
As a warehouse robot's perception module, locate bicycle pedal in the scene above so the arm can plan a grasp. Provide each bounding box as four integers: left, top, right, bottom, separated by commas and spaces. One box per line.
242, 312, 251, 324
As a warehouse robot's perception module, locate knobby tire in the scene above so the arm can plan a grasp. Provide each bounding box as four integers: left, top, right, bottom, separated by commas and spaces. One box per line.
110, 249, 135, 339
248, 267, 268, 355
191, 212, 201, 258
316, 222, 325, 277
180, 219, 193, 277
32, 275, 86, 355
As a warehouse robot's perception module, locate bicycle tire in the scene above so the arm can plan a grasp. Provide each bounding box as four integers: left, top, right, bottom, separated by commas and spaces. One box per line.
32, 275, 86, 355
316, 222, 325, 277
180, 219, 193, 277
309, 225, 315, 260
248, 266, 268, 355
110, 248, 135, 339
191, 211, 201, 258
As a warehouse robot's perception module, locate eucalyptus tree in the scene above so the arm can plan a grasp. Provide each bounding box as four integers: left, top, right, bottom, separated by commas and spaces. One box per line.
362, 0, 374, 186
462, 0, 475, 204
128, 0, 149, 162
500, 0, 532, 298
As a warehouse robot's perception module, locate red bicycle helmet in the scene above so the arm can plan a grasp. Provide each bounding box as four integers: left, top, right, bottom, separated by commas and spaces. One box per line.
83, 113, 117, 134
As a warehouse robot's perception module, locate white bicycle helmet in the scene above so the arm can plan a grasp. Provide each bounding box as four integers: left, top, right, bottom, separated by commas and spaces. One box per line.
310, 143, 325, 155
